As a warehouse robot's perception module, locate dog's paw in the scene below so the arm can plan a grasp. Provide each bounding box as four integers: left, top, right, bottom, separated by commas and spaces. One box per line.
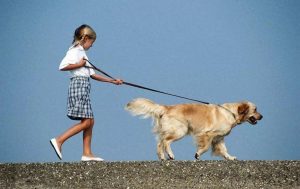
195, 153, 200, 160
168, 154, 175, 160
225, 155, 237, 160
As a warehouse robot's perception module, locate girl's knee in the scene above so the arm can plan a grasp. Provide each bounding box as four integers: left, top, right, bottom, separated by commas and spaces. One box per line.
88, 118, 94, 129
90, 118, 94, 126
82, 118, 94, 129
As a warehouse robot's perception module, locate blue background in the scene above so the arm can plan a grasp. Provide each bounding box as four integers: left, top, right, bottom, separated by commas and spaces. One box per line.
1, 0, 299, 162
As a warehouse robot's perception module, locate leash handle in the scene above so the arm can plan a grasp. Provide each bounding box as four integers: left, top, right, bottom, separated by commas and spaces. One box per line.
84, 59, 209, 104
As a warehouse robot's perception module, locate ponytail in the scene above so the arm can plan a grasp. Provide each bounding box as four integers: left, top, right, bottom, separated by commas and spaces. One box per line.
72, 24, 97, 47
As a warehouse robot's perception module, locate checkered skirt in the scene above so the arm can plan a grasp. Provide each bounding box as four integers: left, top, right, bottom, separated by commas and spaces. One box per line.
67, 77, 93, 120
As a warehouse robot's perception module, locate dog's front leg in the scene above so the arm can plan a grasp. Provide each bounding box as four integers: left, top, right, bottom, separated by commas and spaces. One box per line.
212, 138, 236, 160
225, 154, 237, 160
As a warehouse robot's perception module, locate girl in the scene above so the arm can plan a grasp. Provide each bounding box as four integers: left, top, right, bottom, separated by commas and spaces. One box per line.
50, 24, 123, 161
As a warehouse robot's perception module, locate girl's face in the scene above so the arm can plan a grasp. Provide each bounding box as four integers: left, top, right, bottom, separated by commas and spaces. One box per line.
82, 38, 95, 50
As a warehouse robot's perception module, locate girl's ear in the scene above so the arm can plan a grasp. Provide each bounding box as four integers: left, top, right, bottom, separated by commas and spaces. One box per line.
82, 35, 88, 40
79, 35, 87, 45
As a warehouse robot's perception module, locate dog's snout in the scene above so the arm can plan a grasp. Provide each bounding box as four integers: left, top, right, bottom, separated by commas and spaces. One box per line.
258, 114, 263, 120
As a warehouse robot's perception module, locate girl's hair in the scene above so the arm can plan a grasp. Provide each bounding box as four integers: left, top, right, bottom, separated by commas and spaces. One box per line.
72, 24, 97, 46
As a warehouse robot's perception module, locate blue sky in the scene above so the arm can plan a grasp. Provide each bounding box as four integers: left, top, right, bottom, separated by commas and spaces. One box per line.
0, 0, 299, 162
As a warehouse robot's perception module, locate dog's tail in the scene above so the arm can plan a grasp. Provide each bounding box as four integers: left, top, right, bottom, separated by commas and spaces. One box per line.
125, 98, 166, 119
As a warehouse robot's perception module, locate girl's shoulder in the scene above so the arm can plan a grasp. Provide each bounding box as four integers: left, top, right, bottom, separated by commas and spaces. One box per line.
66, 45, 84, 55
68, 44, 84, 51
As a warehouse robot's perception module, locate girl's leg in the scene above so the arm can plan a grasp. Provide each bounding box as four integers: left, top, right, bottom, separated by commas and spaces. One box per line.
55, 118, 92, 152
82, 118, 94, 157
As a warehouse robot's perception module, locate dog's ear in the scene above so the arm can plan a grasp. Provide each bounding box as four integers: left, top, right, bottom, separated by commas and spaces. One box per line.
238, 103, 249, 115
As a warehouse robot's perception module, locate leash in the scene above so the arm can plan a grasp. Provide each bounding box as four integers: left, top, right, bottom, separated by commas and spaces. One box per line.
84, 59, 239, 123
84, 59, 210, 104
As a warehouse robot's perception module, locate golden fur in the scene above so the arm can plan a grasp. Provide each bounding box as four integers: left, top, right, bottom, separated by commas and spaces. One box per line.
126, 98, 263, 160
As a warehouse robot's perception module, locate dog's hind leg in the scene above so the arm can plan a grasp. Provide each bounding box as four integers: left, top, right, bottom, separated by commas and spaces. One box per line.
156, 115, 189, 160
165, 132, 188, 160
156, 140, 166, 160
164, 123, 188, 160
157, 136, 175, 160
194, 134, 213, 160
164, 136, 176, 160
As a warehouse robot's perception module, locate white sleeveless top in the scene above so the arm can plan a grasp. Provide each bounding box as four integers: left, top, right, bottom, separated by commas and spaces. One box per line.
59, 45, 95, 77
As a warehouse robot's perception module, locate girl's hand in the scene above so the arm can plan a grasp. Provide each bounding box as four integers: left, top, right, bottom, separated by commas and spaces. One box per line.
60, 58, 86, 71
112, 79, 123, 85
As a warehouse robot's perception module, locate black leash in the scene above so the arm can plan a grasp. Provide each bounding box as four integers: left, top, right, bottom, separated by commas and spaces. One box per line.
84, 59, 210, 104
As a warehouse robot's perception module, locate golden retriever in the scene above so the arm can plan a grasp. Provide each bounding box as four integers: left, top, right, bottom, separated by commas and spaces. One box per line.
125, 98, 263, 160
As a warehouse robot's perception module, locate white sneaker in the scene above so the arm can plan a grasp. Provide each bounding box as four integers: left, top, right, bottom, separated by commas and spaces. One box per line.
50, 138, 62, 160
81, 156, 104, 162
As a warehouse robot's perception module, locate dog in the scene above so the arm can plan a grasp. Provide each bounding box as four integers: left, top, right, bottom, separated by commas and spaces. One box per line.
125, 98, 263, 160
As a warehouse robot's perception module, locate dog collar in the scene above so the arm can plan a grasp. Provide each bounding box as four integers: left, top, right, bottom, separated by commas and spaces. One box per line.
217, 104, 240, 125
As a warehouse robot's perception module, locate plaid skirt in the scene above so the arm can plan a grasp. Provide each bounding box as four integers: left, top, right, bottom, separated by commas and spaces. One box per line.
67, 77, 93, 120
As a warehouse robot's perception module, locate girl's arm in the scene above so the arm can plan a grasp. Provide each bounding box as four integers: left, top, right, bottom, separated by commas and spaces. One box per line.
91, 74, 123, 85
60, 58, 86, 71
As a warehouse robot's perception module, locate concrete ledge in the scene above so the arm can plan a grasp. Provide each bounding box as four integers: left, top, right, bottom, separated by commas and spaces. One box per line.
0, 161, 299, 189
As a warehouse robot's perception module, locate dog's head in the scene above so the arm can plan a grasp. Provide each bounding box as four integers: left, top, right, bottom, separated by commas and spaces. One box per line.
237, 102, 263, 125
